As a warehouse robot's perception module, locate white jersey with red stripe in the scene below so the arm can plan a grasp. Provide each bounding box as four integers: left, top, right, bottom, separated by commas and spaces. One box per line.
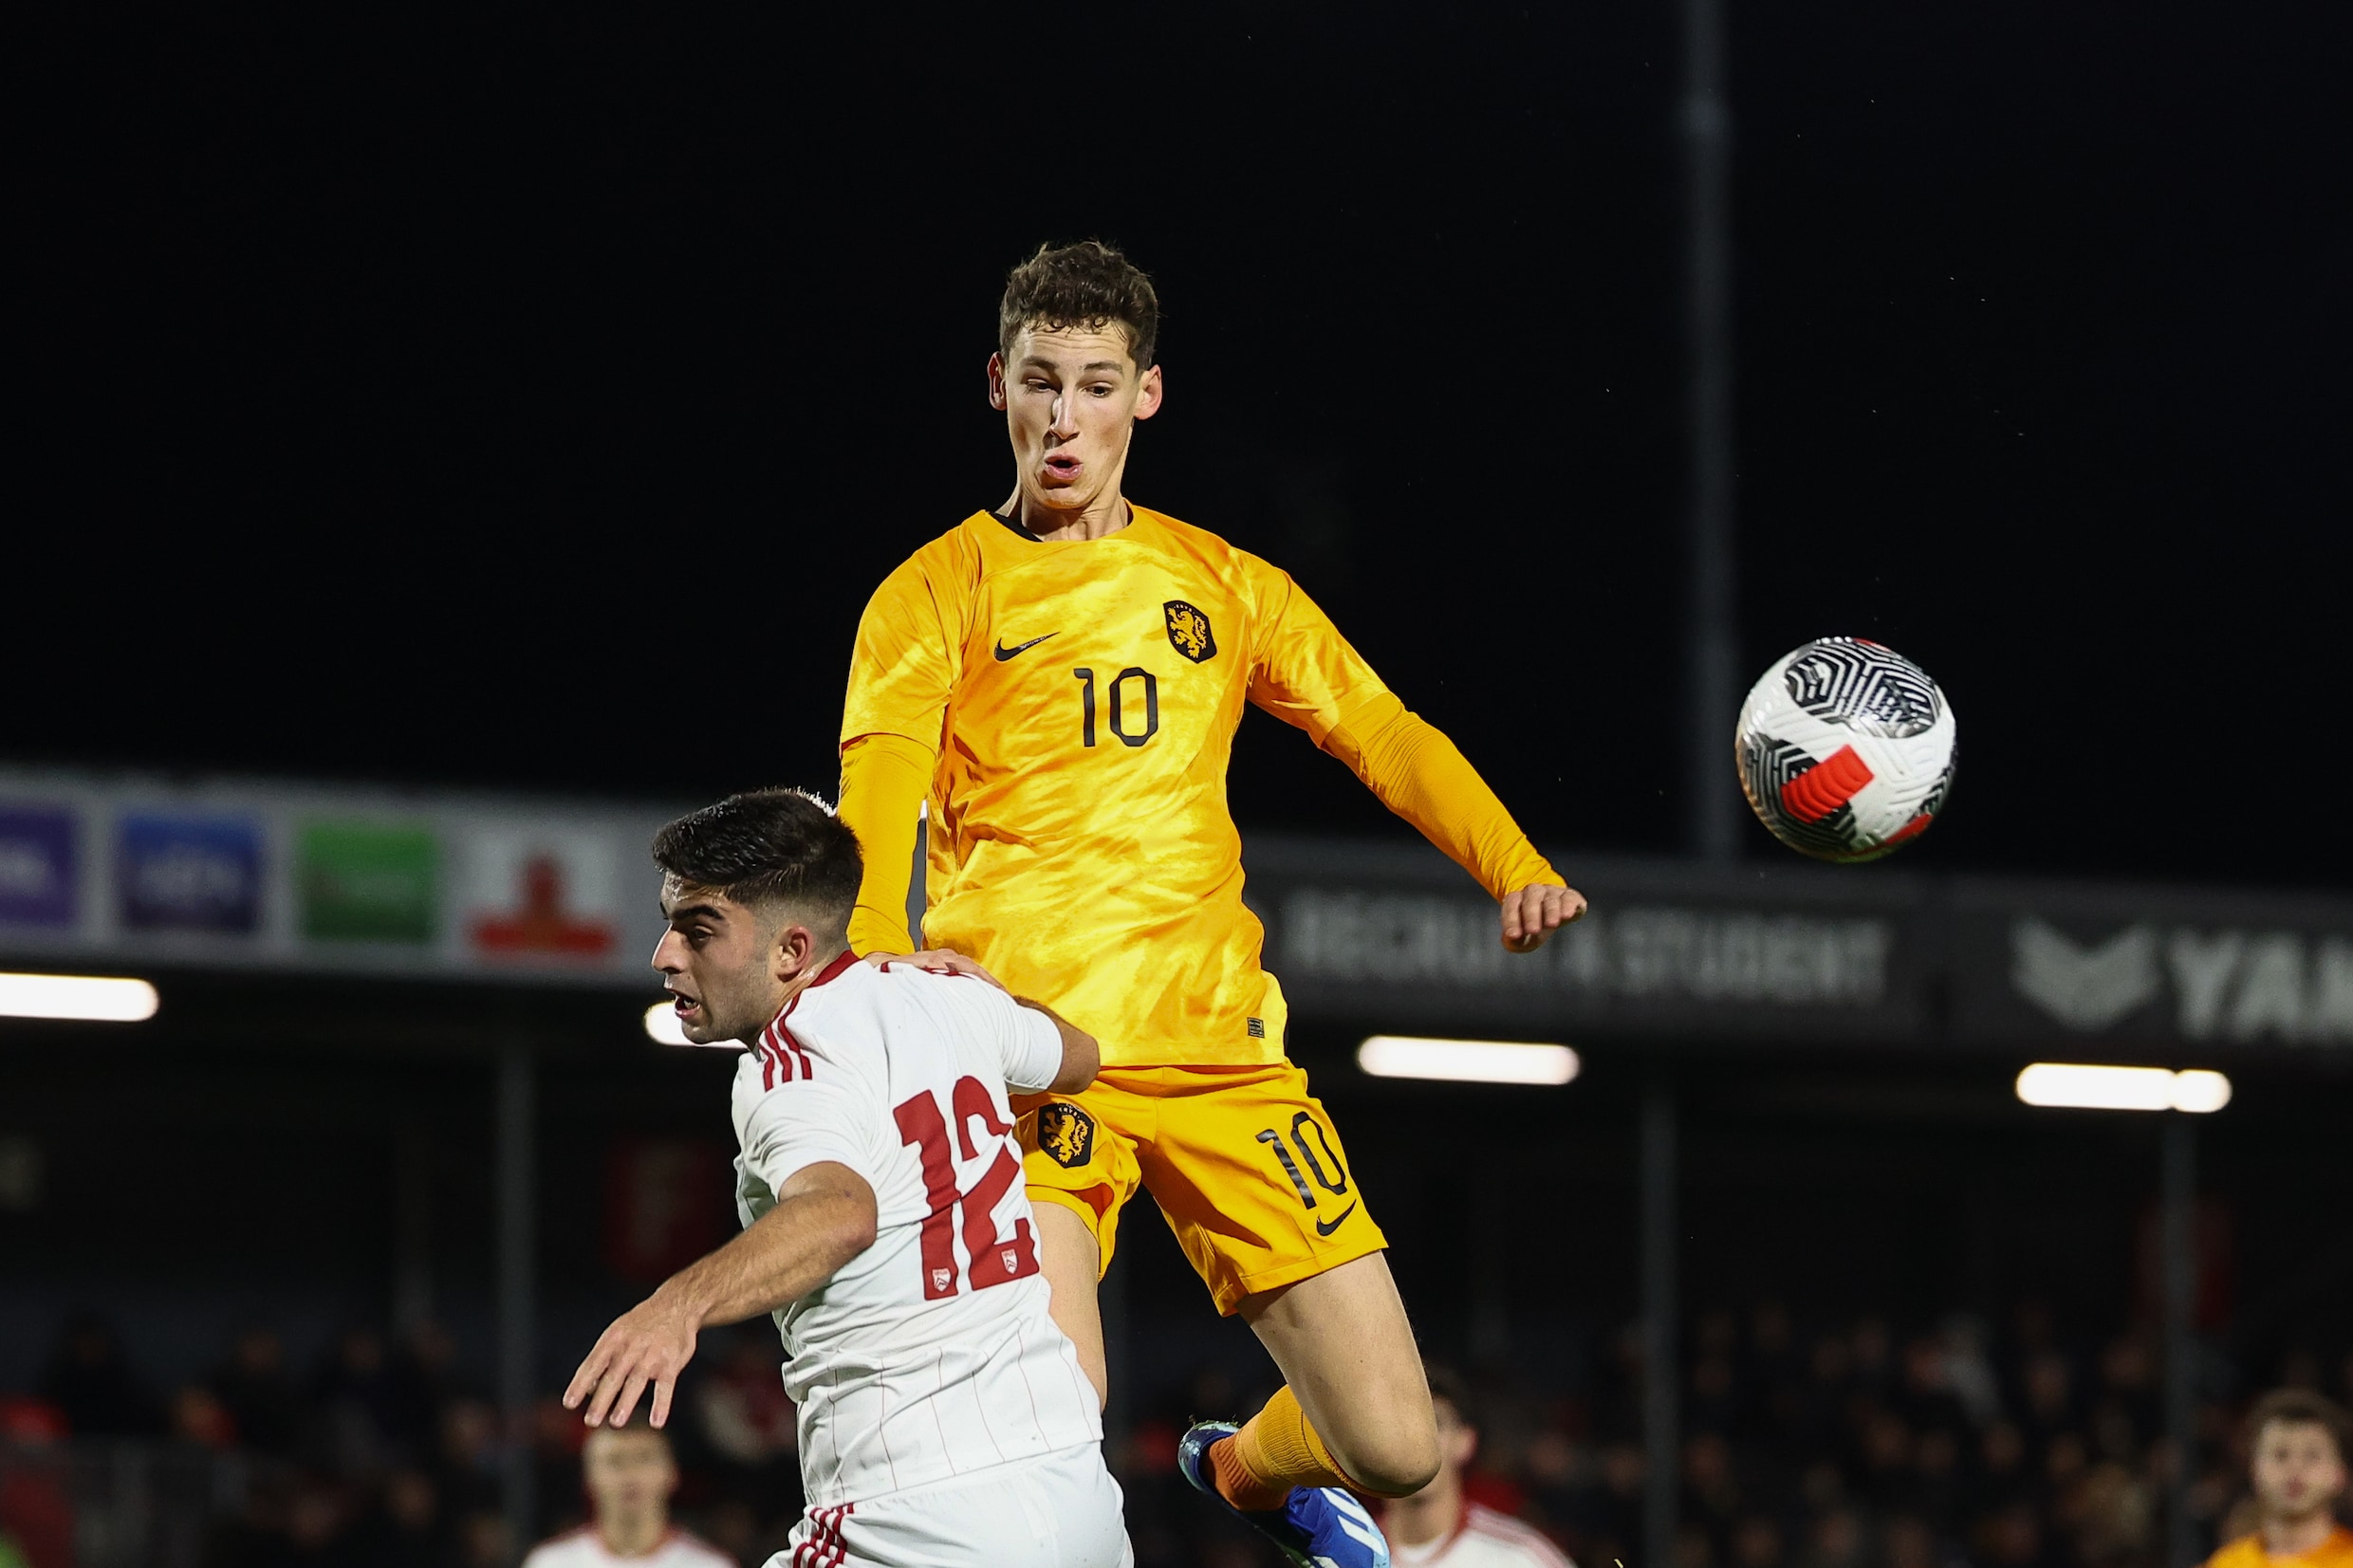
731, 951, 1103, 1510
1387, 1503, 1578, 1568
522, 1525, 733, 1568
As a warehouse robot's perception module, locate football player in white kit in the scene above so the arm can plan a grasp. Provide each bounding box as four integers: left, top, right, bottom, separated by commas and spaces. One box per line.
521, 1425, 732, 1568
562, 787, 1131, 1568
1380, 1370, 1572, 1568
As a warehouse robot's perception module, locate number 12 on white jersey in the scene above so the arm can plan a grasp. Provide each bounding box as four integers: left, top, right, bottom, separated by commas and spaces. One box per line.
893, 1076, 1042, 1300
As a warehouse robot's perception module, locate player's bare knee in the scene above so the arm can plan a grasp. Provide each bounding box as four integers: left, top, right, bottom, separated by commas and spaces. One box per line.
1343, 1447, 1439, 1499
1332, 1412, 1440, 1498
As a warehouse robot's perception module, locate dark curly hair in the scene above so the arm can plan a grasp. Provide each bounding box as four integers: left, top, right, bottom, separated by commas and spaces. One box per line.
651, 787, 862, 938
998, 240, 1159, 370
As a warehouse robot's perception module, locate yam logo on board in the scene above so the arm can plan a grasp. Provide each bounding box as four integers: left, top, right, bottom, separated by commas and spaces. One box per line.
1163, 600, 1216, 663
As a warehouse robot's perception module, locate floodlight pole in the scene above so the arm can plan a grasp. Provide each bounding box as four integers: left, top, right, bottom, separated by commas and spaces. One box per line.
393, 1113, 435, 1335
1683, 0, 1739, 865
1656, 0, 1731, 1542
1640, 1080, 1679, 1568
497, 1047, 538, 1564
2161, 1116, 2196, 1568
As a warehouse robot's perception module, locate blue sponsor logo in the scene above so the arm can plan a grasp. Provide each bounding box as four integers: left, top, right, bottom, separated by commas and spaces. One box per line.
0, 805, 79, 928
118, 814, 264, 934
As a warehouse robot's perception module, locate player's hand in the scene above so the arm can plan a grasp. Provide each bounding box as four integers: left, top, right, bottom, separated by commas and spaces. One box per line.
1501, 882, 1587, 952
562, 1290, 701, 1430
866, 948, 1008, 989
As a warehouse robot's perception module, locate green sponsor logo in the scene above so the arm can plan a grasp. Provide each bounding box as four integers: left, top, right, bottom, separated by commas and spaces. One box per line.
298, 821, 437, 943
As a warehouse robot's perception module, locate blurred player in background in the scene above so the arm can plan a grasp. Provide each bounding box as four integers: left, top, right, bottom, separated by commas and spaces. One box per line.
2204, 1391, 2352, 1568
1380, 1369, 1574, 1568
521, 1426, 732, 1568
564, 790, 1128, 1568
838, 241, 1585, 1567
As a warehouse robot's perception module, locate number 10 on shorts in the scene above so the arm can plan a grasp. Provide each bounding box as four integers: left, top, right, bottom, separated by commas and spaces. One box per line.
1256, 1112, 1349, 1207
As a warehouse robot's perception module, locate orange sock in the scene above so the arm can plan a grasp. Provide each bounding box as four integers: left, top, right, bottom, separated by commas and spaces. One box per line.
1211, 1385, 1358, 1512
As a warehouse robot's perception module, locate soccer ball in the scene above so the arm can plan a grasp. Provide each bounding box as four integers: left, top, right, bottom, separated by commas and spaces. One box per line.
1735, 637, 1956, 862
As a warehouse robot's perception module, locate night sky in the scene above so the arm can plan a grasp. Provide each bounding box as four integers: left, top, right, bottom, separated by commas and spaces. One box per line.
14, 4, 2348, 887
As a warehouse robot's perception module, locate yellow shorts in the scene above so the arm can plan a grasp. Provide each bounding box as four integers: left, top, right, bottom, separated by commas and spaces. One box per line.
1013, 1061, 1387, 1316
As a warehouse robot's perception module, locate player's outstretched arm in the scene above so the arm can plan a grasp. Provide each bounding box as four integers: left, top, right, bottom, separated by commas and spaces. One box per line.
1249, 565, 1586, 950
562, 1160, 877, 1431
1327, 695, 1588, 950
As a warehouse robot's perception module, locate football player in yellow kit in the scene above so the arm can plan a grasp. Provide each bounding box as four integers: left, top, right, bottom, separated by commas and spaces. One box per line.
2202, 1391, 2351, 1568
836, 241, 1584, 1567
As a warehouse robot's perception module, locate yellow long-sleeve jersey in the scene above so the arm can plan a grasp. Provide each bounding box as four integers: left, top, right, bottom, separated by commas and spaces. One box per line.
838, 504, 1558, 1068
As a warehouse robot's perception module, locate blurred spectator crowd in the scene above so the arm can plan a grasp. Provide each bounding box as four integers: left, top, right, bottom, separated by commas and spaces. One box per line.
2, 1301, 2347, 1568
1340, 1305, 2349, 1568
0, 1314, 801, 1567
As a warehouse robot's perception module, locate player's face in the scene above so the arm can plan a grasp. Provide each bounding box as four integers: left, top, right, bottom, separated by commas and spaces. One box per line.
2252, 1421, 2346, 1520
584, 1429, 676, 1518
652, 879, 785, 1043
988, 323, 1162, 520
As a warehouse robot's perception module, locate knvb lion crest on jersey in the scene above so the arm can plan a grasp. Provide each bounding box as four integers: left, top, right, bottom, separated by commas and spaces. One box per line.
1036, 1102, 1095, 1168
1163, 600, 1216, 663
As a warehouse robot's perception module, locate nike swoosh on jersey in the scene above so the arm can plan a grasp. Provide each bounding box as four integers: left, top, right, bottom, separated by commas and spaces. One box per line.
1314, 1201, 1359, 1237
992, 633, 1059, 660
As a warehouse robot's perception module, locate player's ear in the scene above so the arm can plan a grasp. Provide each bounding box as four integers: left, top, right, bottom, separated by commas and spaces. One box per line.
987, 351, 1009, 412
769, 922, 815, 984
1133, 363, 1162, 421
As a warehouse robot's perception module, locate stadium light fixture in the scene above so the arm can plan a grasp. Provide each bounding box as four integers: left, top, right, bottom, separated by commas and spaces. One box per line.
0, 972, 160, 1023
643, 1001, 691, 1046
2014, 1062, 2231, 1114
1358, 1035, 1580, 1086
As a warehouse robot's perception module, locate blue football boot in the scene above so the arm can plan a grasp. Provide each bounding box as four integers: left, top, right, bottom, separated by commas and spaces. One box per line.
1176, 1420, 1392, 1568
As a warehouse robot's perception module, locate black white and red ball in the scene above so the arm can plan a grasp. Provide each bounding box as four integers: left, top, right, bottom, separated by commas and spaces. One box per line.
1734, 637, 1957, 862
